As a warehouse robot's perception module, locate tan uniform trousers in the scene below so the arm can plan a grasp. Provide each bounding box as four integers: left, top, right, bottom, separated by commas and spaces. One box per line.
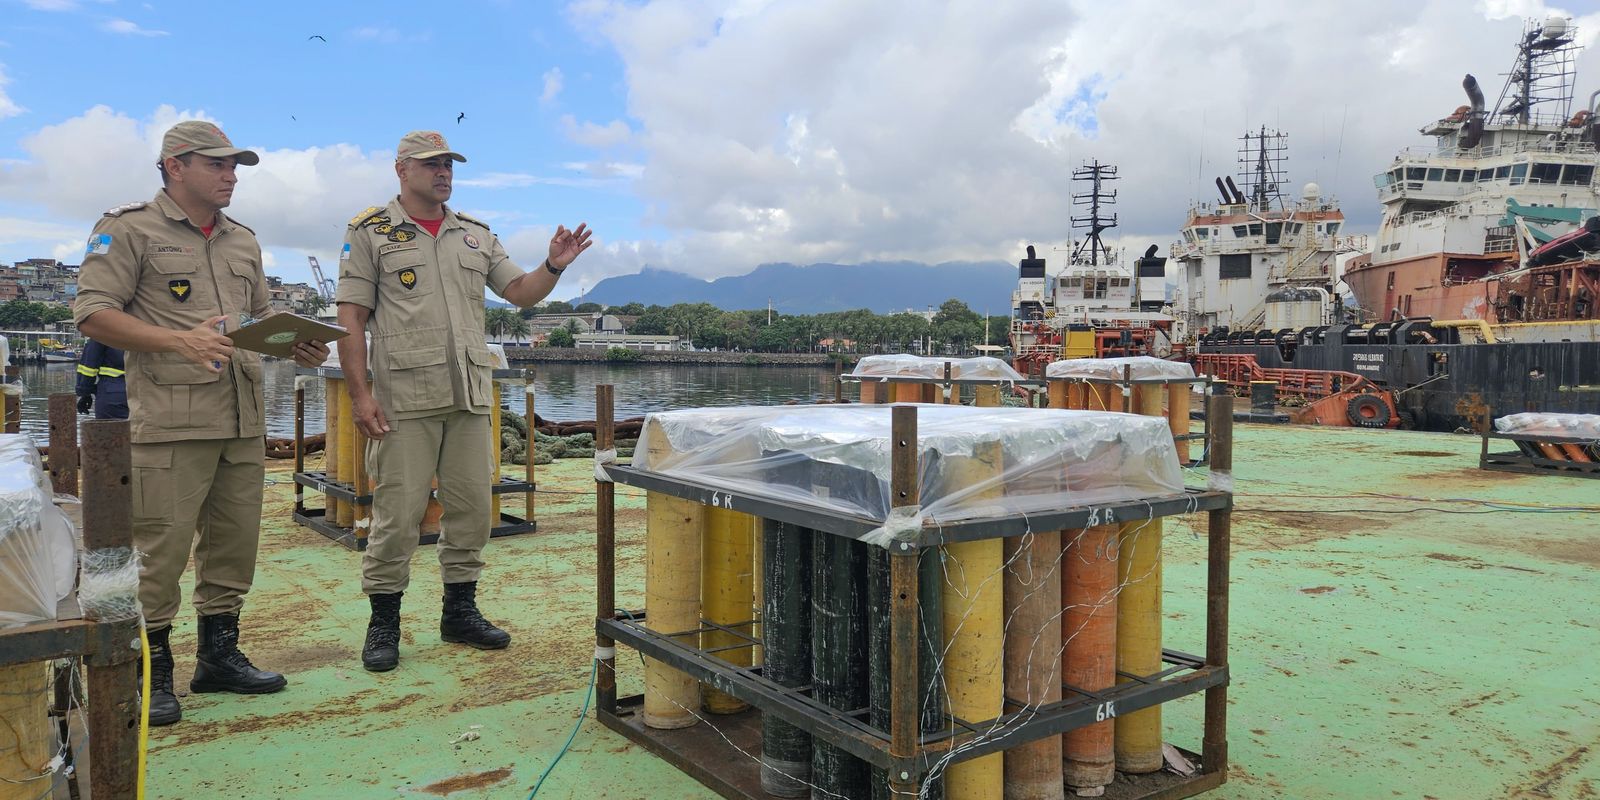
361, 409, 493, 595
131, 437, 266, 629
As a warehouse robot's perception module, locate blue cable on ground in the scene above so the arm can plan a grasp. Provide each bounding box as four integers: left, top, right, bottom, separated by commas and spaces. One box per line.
527, 659, 599, 798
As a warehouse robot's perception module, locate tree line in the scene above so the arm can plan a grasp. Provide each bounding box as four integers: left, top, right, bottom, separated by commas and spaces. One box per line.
0, 300, 74, 329
486, 299, 1012, 353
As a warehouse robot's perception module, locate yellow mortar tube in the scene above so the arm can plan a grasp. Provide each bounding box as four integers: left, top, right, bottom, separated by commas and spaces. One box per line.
940, 385, 1006, 798
336, 377, 356, 529
0, 662, 49, 792
1168, 382, 1192, 464
1115, 383, 1166, 774
643, 419, 704, 729
941, 446, 1006, 799
324, 377, 339, 523
702, 506, 757, 714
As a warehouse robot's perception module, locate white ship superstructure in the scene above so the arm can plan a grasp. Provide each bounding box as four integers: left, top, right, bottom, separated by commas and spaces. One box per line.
1343, 16, 1600, 326
1171, 128, 1366, 340
1009, 161, 1173, 370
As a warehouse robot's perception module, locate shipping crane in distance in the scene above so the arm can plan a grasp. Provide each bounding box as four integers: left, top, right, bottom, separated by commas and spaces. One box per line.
307, 256, 335, 301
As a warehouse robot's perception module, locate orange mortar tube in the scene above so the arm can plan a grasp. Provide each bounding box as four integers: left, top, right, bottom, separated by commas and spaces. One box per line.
1063, 523, 1119, 792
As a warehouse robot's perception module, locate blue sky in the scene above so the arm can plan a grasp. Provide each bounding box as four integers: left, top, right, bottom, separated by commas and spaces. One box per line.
0, 0, 652, 293
4, 1, 1600, 299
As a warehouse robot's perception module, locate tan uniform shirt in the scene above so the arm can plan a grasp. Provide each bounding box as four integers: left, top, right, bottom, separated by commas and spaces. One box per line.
73, 191, 270, 444
334, 198, 522, 421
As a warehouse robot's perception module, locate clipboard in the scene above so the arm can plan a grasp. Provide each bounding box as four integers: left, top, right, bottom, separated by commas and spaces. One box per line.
226, 313, 349, 358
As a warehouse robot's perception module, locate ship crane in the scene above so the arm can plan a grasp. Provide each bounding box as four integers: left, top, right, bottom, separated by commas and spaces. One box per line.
308, 256, 335, 301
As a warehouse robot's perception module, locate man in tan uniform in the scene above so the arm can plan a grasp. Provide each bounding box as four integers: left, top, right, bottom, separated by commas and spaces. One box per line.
337, 130, 592, 672
74, 121, 331, 725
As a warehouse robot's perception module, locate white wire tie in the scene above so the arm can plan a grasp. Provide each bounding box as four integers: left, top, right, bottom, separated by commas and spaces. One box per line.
594, 645, 616, 660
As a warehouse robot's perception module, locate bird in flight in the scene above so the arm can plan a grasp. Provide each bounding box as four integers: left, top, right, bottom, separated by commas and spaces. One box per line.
308, 35, 326, 42
456, 112, 466, 124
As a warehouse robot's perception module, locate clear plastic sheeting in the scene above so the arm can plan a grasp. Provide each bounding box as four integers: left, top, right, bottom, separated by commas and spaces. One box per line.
1045, 356, 1196, 381
851, 354, 1024, 382
1494, 412, 1600, 439
634, 405, 1183, 537
0, 433, 77, 628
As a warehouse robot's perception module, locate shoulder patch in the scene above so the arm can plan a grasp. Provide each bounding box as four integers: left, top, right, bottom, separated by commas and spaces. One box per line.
348, 206, 384, 227
102, 201, 148, 217
454, 211, 491, 231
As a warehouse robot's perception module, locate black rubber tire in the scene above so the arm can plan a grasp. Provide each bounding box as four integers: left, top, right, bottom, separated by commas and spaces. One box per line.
1346, 394, 1392, 428
1396, 409, 1417, 431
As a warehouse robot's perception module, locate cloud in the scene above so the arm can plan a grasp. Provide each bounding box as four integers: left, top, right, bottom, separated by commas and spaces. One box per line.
561, 0, 1600, 281
541, 67, 563, 105
23, 0, 78, 10
0, 104, 398, 267
101, 18, 169, 37
0, 66, 22, 119
560, 115, 632, 148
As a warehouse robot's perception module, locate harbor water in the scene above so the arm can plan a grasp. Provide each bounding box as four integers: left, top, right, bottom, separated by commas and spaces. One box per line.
10, 360, 840, 441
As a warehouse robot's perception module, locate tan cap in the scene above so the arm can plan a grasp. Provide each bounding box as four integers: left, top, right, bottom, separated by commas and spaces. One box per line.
396, 130, 467, 163
160, 120, 259, 166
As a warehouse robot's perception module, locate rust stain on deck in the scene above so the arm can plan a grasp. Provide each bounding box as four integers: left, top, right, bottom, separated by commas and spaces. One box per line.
420, 766, 514, 795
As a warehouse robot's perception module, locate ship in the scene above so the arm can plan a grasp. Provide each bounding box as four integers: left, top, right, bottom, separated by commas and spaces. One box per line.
1342, 15, 1599, 334
1196, 17, 1600, 432
1171, 127, 1366, 341
1008, 160, 1173, 376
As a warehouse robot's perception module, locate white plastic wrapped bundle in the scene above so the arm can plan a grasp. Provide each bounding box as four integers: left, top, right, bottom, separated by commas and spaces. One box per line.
487, 343, 511, 370
851, 354, 1024, 382
0, 434, 77, 627
1045, 356, 1196, 381
1494, 412, 1600, 439
635, 405, 1183, 535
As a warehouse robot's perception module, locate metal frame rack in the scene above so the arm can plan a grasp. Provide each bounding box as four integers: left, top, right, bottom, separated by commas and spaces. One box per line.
2, 394, 142, 798
590, 383, 1236, 799
1479, 409, 1600, 479
839, 364, 1213, 467
290, 366, 537, 550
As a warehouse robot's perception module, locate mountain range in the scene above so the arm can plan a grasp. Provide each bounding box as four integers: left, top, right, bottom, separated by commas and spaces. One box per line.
577, 261, 1020, 315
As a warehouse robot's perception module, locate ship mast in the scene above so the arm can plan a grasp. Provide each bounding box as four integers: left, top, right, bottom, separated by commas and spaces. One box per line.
1238, 126, 1288, 213
1492, 17, 1578, 125
1070, 160, 1118, 266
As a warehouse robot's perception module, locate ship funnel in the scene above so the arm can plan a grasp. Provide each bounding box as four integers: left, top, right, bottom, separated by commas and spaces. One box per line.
1027, 245, 1036, 260
1223, 176, 1247, 205
1214, 177, 1232, 204
1461, 74, 1486, 149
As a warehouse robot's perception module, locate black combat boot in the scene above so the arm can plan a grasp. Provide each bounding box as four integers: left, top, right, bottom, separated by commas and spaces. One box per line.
362, 592, 403, 672
145, 624, 182, 726
189, 612, 287, 694
440, 581, 511, 649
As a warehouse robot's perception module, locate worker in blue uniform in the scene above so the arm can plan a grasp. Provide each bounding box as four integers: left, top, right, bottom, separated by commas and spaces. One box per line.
75, 339, 129, 419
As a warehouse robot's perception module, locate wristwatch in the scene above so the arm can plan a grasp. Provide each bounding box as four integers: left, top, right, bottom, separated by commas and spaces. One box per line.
544, 259, 565, 276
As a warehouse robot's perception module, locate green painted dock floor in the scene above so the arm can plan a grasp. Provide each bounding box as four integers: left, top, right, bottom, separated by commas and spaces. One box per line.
143, 423, 1600, 799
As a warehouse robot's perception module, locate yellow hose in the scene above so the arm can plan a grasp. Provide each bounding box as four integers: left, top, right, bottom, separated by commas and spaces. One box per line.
137, 623, 150, 799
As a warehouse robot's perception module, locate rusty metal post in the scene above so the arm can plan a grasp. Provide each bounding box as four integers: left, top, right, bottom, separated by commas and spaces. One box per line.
79, 420, 140, 800
294, 380, 306, 515
887, 405, 921, 795
47, 393, 79, 495
596, 384, 618, 716
1201, 380, 1233, 777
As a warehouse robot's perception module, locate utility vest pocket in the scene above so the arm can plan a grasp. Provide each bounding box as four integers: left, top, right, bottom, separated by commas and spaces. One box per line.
142, 354, 222, 430
385, 346, 450, 413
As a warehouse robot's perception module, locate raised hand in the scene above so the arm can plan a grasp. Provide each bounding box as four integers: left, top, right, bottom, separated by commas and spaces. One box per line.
547, 223, 594, 270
